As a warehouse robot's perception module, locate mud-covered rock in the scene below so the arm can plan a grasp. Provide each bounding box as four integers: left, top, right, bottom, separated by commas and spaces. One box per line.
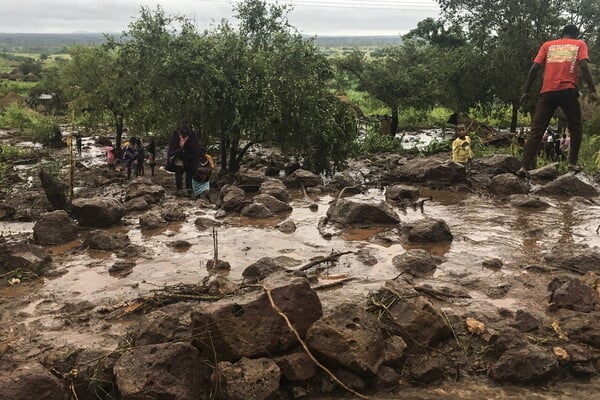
161, 207, 186, 222
562, 343, 597, 374
489, 173, 530, 196
33, 210, 78, 245
114, 342, 205, 400
560, 312, 600, 348
241, 202, 274, 219
357, 248, 378, 266
402, 218, 453, 243
285, 168, 322, 189
376, 365, 400, 391
125, 178, 165, 203
254, 193, 292, 213
221, 185, 246, 212
71, 197, 124, 227
273, 352, 317, 381
473, 154, 521, 175
0, 242, 51, 275
326, 199, 400, 226
0, 362, 69, 400
259, 179, 291, 203
489, 345, 558, 383
511, 310, 540, 332
238, 169, 269, 192
201, 274, 240, 297
392, 249, 437, 277
194, 216, 222, 230
39, 170, 68, 210
388, 158, 465, 186
0, 202, 16, 220
537, 174, 598, 197
139, 212, 168, 230
242, 257, 287, 283
550, 277, 597, 312
385, 184, 420, 203
544, 244, 600, 274
192, 275, 322, 361
507, 194, 551, 208
305, 302, 384, 375
213, 357, 280, 400
82, 229, 130, 251
135, 309, 180, 346
409, 355, 446, 384
124, 196, 150, 212
528, 163, 559, 181
383, 335, 407, 367
277, 220, 297, 234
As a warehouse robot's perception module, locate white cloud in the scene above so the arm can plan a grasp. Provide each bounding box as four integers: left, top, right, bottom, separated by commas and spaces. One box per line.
0, 0, 439, 35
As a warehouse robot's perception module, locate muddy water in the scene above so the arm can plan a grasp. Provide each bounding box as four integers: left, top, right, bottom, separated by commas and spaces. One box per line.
2, 180, 600, 398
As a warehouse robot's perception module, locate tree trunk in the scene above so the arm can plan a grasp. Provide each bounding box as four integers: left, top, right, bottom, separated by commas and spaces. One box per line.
220, 130, 228, 174
115, 114, 124, 158
228, 126, 241, 173
390, 107, 399, 136
510, 102, 518, 133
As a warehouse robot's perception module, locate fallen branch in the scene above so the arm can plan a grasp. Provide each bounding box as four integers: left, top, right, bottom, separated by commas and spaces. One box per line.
414, 284, 471, 301
313, 277, 357, 291
262, 285, 371, 400
298, 251, 354, 272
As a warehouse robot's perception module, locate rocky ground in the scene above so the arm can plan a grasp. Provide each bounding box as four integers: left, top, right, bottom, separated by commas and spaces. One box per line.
1, 139, 600, 400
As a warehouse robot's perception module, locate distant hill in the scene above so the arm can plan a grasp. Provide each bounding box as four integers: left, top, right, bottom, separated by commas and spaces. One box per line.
0, 33, 401, 54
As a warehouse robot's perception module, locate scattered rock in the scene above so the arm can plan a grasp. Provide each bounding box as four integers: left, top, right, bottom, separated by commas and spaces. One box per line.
134, 309, 179, 346
242, 257, 287, 283
550, 277, 597, 312
221, 185, 246, 212
489, 345, 558, 383
482, 258, 503, 269
82, 230, 130, 251
201, 274, 240, 296
507, 194, 551, 208
357, 248, 378, 266
382, 335, 407, 367
402, 218, 453, 243
254, 193, 292, 213
489, 173, 530, 195
473, 154, 521, 175
0, 202, 16, 220
375, 365, 400, 391
392, 249, 437, 277
39, 170, 68, 210
33, 210, 78, 245
388, 158, 466, 186
108, 260, 135, 277
537, 174, 598, 197
167, 240, 192, 250
71, 197, 124, 227
241, 202, 274, 219
511, 310, 540, 332
0, 242, 52, 275
125, 178, 165, 203
385, 184, 420, 203
194, 216, 222, 230
213, 357, 280, 400
409, 355, 446, 384
0, 362, 68, 400
326, 199, 400, 227
277, 220, 297, 234
273, 352, 317, 382
259, 179, 291, 203
238, 169, 269, 192
140, 212, 168, 230
124, 196, 150, 212
528, 163, 559, 181
161, 207, 187, 222
285, 169, 322, 188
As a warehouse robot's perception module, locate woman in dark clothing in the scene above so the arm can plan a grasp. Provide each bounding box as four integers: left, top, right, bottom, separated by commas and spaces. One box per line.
167, 121, 202, 191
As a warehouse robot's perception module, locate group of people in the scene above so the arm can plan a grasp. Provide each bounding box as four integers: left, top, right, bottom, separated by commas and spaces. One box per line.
453, 24, 597, 173
103, 121, 214, 198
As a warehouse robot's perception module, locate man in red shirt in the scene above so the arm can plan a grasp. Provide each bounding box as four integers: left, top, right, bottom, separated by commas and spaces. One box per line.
518, 25, 597, 175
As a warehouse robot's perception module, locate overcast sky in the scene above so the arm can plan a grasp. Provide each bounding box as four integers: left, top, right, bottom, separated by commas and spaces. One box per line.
1, 0, 441, 36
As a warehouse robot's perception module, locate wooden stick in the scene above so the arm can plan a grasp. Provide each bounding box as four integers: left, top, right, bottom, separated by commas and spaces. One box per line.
262, 285, 371, 400
313, 277, 356, 291
299, 251, 354, 272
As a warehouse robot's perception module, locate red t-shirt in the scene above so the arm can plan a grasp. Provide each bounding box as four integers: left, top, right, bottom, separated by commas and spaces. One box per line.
533, 38, 589, 93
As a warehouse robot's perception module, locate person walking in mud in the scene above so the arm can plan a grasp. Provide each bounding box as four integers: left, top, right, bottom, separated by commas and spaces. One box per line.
147, 138, 156, 177
135, 138, 145, 176
167, 120, 202, 193
75, 134, 82, 156
518, 24, 598, 176
452, 123, 473, 166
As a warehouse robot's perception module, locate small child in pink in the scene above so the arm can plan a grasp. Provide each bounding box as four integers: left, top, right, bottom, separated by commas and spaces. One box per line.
106, 143, 116, 170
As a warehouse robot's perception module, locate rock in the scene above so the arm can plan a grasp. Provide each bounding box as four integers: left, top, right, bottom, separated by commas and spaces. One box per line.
125, 178, 165, 203
560, 313, 600, 347
326, 199, 400, 227
135, 309, 179, 346
511, 310, 540, 332
357, 248, 378, 266
201, 274, 240, 297
473, 154, 521, 175
0, 362, 68, 400
409, 355, 446, 383
109, 260, 135, 277
528, 163, 559, 181
259, 179, 291, 203
161, 207, 186, 222
489, 173, 530, 195
221, 185, 246, 212
284, 161, 301, 176
241, 202, 274, 219
0, 242, 51, 275
308, 203, 318, 211
402, 218, 453, 243
335, 368, 366, 390
482, 258, 503, 269
466, 317, 486, 335
544, 244, 600, 274
508, 194, 551, 208
489, 345, 558, 383
273, 352, 317, 381
285, 168, 323, 189
254, 194, 292, 213
140, 212, 168, 230
550, 277, 597, 312
382, 335, 407, 367
537, 175, 598, 197
277, 220, 297, 234
238, 169, 269, 192
8, 191, 51, 221
0, 202, 16, 220
375, 365, 400, 391
330, 171, 359, 190
39, 170, 68, 210
305, 303, 384, 375
114, 342, 205, 400
213, 357, 280, 400
242, 257, 287, 283
385, 184, 420, 204
491, 327, 528, 357
563, 343, 597, 374
124, 196, 150, 212
392, 249, 437, 277
71, 197, 124, 227
33, 210, 78, 245
194, 216, 222, 230
82, 230, 130, 251
192, 275, 322, 361
388, 158, 466, 186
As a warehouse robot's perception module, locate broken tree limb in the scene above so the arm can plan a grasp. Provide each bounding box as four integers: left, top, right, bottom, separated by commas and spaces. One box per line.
262, 285, 371, 400
298, 251, 354, 272
313, 277, 357, 291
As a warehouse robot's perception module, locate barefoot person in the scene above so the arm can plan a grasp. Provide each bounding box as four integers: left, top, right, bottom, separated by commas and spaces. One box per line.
518, 24, 598, 175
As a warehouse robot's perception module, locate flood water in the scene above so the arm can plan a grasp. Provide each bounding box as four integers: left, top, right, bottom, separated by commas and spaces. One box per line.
1, 136, 600, 398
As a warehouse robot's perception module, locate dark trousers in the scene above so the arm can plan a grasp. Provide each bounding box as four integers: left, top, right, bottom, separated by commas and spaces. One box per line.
175, 162, 196, 190
522, 89, 582, 169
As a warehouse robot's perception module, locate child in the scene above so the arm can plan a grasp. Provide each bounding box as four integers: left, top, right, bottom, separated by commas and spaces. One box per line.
106, 142, 116, 170
192, 151, 215, 198
452, 123, 473, 165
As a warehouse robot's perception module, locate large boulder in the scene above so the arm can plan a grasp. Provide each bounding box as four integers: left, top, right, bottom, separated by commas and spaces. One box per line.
489, 345, 558, 383
253, 194, 292, 213
140, 212, 168, 231
39, 170, 68, 210
560, 312, 600, 348
285, 169, 323, 189
392, 249, 438, 277
259, 179, 291, 203
273, 352, 317, 382
114, 342, 205, 400
537, 175, 598, 197
192, 275, 322, 361
507, 194, 551, 209
385, 184, 420, 204
473, 154, 521, 175
306, 303, 384, 375
489, 173, 530, 196
71, 197, 124, 227
388, 158, 465, 186
242, 257, 287, 284
33, 210, 78, 245
528, 163, 559, 181
134, 309, 180, 346
0, 242, 51, 275
241, 202, 274, 219
402, 218, 453, 243
213, 357, 280, 400
82, 230, 130, 251
326, 199, 400, 227
0, 362, 69, 400
221, 185, 246, 212
125, 178, 165, 203
549, 277, 597, 312
238, 169, 269, 192
543, 244, 600, 274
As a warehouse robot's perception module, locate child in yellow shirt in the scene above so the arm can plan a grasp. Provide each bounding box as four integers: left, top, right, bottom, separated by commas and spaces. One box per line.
452, 123, 473, 165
